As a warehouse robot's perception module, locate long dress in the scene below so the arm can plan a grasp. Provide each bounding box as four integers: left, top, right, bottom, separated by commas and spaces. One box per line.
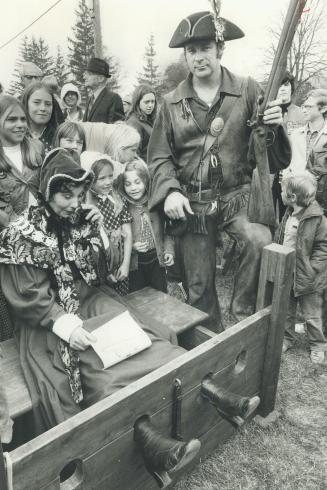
0, 265, 184, 432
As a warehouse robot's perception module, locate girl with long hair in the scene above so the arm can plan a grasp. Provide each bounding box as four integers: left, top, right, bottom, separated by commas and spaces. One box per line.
126, 84, 157, 162
22, 81, 59, 154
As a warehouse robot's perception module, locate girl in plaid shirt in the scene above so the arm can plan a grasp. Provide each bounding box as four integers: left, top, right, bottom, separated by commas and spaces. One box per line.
82, 155, 132, 295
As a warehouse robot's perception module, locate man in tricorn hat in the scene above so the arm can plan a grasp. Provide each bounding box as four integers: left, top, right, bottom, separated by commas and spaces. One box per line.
148, 10, 291, 329
83, 57, 124, 123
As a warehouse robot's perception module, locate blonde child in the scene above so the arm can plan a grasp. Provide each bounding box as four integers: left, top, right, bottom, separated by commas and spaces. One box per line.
277, 172, 327, 364
82, 154, 132, 295
118, 160, 174, 293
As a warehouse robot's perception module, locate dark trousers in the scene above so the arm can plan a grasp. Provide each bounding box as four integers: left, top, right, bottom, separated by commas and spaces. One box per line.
179, 199, 271, 331
129, 250, 167, 293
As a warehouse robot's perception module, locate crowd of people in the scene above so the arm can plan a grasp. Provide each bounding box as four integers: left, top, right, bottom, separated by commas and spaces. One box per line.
0, 7, 326, 485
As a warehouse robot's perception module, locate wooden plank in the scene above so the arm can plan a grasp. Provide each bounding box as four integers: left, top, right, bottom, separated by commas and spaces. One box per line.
256, 243, 295, 416
9, 311, 269, 490
126, 287, 209, 334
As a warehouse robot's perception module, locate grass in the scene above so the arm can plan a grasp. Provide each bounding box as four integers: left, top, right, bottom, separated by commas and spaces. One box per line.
171, 244, 327, 490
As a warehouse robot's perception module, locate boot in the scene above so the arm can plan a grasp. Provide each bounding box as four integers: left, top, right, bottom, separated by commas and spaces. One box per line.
134, 415, 201, 488
201, 375, 260, 427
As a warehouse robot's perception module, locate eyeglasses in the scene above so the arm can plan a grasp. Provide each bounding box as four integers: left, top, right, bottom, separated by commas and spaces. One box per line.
23, 75, 42, 81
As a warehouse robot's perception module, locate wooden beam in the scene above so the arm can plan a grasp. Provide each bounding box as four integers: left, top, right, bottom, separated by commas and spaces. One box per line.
256, 243, 295, 416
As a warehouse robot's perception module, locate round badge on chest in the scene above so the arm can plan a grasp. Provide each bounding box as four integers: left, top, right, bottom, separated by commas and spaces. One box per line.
210, 117, 224, 137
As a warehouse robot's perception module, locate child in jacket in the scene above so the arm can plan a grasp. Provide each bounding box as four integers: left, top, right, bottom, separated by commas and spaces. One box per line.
118, 159, 174, 293
277, 171, 327, 364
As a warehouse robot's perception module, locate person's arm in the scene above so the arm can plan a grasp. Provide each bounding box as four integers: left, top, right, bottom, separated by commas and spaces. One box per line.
248, 79, 292, 173
116, 222, 132, 281
310, 216, 327, 273
147, 100, 193, 220
163, 234, 175, 267
0, 265, 94, 351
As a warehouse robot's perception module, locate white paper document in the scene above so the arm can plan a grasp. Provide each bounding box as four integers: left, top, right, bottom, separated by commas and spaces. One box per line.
91, 310, 152, 369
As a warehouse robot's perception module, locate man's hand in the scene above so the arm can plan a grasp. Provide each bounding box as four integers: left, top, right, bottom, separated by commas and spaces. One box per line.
69, 326, 96, 351
263, 99, 283, 126
164, 192, 194, 220
164, 253, 174, 267
133, 241, 148, 253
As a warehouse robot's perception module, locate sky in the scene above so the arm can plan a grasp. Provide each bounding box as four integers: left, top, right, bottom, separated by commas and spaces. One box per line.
0, 0, 312, 94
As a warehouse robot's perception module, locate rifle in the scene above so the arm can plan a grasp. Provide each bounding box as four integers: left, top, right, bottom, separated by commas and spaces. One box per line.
247, 0, 307, 227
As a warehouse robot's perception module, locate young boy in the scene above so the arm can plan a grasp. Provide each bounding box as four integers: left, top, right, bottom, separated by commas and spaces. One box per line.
277, 172, 327, 364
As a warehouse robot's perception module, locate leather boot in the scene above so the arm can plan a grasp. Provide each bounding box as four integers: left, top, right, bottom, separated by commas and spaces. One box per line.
134, 415, 201, 488
201, 375, 260, 427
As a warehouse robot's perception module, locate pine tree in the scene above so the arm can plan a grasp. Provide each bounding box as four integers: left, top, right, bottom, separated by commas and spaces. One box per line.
104, 52, 120, 92
29, 36, 54, 76
53, 46, 67, 88
67, 0, 95, 99
137, 34, 161, 90
8, 35, 54, 95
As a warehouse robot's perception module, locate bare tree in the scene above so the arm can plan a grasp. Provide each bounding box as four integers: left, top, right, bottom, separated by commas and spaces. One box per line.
263, 0, 327, 102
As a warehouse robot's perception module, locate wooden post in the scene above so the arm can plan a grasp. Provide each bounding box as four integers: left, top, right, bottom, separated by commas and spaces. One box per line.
256, 243, 295, 416
92, 0, 103, 58
0, 441, 8, 490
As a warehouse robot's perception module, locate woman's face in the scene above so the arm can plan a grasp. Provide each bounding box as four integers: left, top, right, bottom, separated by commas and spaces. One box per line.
119, 143, 139, 164
64, 92, 78, 108
0, 106, 27, 146
124, 170, 146, 201
27, 88, 53, 126
139, 92, 155, 116
92, 164, 114, 195
49, 183, 85, 218
59, 132, 84, 156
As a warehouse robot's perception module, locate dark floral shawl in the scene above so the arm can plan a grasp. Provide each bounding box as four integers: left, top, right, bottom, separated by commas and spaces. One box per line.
0, 205, 110, 403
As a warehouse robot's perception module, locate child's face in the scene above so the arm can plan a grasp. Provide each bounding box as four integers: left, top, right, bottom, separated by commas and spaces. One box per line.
281, 183, 295, 207
124, 170, 146, 201
59, 133, 84, 156
119, 143, 139, 164
92, 165, 114, 195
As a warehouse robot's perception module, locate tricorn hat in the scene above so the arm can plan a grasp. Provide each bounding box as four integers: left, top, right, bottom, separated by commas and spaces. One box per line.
85, 57, 111, 78
169, 11, 244, 48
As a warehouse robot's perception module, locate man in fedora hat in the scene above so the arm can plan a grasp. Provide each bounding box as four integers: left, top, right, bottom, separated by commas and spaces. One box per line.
83, 57, 124, 123
147, 10, 291, 330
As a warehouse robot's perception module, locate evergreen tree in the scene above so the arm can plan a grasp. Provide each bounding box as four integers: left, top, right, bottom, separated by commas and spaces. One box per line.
67, 0, 95, 98
158, 54, 188, 96
29, 36, 54, 76
8, 35, 54, 95
53, 46, 67, 88
104, 52, 121, 92
137, 34, 161, 90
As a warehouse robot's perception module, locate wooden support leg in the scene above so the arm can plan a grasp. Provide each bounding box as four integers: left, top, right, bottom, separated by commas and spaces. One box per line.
256, 243, 295, 417
0, 441, 8, 490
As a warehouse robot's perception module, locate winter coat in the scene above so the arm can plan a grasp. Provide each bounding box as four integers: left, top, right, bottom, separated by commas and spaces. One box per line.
276, 200, 327, 296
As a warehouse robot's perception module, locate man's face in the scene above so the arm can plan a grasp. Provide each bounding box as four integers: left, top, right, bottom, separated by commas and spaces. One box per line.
184, 40, 221, 80
21, 74, 42, 88
83, 70, 103, 90
277, 81, 292, 104
302, 96, 323, 123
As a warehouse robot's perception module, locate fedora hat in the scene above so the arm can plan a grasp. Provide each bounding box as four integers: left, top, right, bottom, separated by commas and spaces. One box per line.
169, 11, 244, 48
85, 57, 111, 78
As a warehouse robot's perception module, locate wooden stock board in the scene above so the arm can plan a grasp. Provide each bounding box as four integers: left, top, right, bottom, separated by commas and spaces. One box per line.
1, 244, 294, 490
